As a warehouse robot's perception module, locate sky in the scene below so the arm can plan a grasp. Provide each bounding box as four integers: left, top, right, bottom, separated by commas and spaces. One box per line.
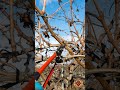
35, 0, 85, 56
36, 0, 85, 27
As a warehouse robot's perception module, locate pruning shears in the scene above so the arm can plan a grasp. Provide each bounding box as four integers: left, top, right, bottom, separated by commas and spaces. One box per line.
23, 45, 65, 90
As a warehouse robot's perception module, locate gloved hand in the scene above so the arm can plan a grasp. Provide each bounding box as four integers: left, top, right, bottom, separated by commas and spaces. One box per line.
35, 81, 44, 90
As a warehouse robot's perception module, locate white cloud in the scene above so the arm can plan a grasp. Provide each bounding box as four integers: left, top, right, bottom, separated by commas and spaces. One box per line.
62, 35, 78, 42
